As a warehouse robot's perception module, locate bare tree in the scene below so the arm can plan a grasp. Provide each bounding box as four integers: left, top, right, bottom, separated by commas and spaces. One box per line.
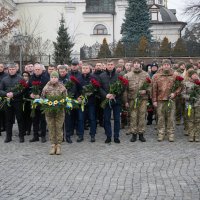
8, 10, 53, 64
184, 0, 200, 22
0, 6, 20, 39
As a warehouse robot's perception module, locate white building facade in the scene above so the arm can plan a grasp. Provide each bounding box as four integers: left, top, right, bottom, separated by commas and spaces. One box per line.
1, 0, 186, 59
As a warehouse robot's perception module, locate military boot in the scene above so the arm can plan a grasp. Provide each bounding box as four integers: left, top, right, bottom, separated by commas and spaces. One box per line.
49, 144, 56, 155
56, 144, 61, 155
189, 134, 194, 142
168, 134, 175, 142
195, 134, 199, 142
130, 134, 137, 142
139, 134, 146, 142
157, 134, 164, 142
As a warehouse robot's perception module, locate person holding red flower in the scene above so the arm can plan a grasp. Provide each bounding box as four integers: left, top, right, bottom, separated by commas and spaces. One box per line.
123, 58, 151, 143
81, 64, 101, 142
152, 59, 182, 142
182, 70, 200, 142
0, 63, 26, 143
28, 63, 49, 143
99, 59, 123, 143
64, 59, 84, 143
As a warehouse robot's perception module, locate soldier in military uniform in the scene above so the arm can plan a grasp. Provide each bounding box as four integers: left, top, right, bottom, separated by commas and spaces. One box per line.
174, 61, 186, 125
182, 70, 200, 142
123, 59, 150, 142
42, 71, 67, 155
152, 59, 182, 142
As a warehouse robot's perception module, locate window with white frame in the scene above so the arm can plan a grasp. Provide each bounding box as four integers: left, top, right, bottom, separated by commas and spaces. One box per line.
93, 24, 108, 35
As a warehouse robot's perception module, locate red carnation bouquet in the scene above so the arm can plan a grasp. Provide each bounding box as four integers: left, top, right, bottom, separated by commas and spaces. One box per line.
166, 75, 184, 111
101, 76, 128, 108
82, 78, 101, 98
170, 76, 184, 94
134, 77, 151, 109
65, 76, 80, 90
189, 79, 200, 105
0, 79, 29, 109
186, 79, 200, 117
31, 81, 42, 95
12, 79, 29, 93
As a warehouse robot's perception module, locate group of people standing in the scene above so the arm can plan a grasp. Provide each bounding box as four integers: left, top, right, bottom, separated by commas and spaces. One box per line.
0, 57, 199, 155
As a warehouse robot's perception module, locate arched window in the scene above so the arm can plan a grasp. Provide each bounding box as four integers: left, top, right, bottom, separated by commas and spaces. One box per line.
93, 24, 108, 35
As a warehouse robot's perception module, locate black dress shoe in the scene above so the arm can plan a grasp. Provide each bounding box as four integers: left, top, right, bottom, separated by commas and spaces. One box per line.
41, 137, 46, 143
114, 138, 120, 143
4, 137, 12, 143
105, 137, 111, 143
130, 134, 137, 142
29, 137, 39, 142
66, 137, 72, 144
19, 137, 24, 143
90, 136, 95, 143
77, 136, 84, 142
139, 134, 146, 142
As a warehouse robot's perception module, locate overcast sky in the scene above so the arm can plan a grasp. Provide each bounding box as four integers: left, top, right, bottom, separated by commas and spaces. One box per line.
168, 0, 188, 21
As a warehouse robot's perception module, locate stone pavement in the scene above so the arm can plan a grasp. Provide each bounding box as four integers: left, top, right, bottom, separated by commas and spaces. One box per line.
0, 124, 199, 200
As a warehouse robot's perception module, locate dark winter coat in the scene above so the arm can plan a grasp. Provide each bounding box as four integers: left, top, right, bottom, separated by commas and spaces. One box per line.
0, 73, 24, 102
99, 68, 122, 104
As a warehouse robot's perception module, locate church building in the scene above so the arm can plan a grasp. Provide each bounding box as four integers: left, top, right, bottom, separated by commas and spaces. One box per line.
1, 0, 186, 60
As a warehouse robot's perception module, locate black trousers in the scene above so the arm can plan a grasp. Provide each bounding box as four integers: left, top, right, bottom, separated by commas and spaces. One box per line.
0, 110, 6, 131
32, 108, 46, 138
23, 102, 32, 133
5, 101, 25, 138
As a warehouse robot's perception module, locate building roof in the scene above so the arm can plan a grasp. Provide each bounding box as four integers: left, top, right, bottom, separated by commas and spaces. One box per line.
159, 6, 178, 22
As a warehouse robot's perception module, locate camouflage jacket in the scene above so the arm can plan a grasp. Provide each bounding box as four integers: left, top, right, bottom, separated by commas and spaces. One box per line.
182, 80, 200, 107
41, 81, 67, 98
123, 70, 150, 102
152, 69, 182, 102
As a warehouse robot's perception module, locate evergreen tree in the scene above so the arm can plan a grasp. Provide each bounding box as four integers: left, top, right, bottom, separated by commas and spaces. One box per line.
159, 37, 171, 57
98, 38, 111, 58
137, 36, 149, 56
172, 38, 187, 57
114, 41, 125, 58
121, 0, 151, 45
53, 14, 74, 64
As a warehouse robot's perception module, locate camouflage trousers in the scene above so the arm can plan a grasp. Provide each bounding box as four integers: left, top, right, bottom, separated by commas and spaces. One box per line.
45, 111, 65, 144
129, 99, 147, 134
175, 95, 185, 124
186, 106, 200, 137
157, 101, 175, 135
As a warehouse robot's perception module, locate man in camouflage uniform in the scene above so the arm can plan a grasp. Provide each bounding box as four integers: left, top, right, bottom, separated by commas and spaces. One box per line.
174, 61, 186, 125
152, 59, 182, 142
42, 71, 67, 155
182, 70, 200, 142
123, 59, 150, 142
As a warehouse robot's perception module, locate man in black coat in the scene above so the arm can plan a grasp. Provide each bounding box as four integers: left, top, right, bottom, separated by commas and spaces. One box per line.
99, 60, 122, 143
29, 63, 49, 143
92, 63, 104, 127
0, 63, 26, 143
64, 59, 84, 143
0, 63, 7, 136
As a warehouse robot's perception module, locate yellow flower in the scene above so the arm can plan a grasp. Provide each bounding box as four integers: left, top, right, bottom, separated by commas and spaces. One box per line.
48, 101, 53, 106
60, 99, 65, 103
54, 100, 58, 105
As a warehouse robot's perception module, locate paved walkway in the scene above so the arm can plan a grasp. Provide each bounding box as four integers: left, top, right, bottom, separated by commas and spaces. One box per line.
0, 124, 199, 200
